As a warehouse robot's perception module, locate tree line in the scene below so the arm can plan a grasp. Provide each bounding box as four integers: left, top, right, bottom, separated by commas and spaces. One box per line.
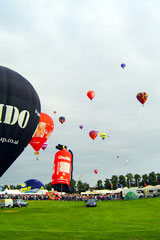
2, 171, 160, 194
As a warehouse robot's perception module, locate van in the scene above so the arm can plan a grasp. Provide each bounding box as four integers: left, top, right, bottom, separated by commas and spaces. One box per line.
0, 199, 13, 208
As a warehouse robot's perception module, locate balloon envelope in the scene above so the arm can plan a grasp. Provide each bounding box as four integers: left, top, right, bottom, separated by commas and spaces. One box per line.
94, 169, 98, 174
20, 179, 45, 192
41, 141, 48, 150
89, 130, 98, 140
79, 125, 83, 129
100, 132, 107, 140
121, 63, 126, 69
87, 90, 95, 100
0, 66, 41, 177
59, 116, 66, 124
136, 92, 148, 105
30, 112, 54, 152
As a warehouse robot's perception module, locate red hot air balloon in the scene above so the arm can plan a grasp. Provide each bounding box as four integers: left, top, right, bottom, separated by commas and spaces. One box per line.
30, 113, 54, 152
136, 92, 148, 105
51, 146, 73, 193
89, 130, 98, 140
87, 90, 95, 100
94, 169, 98, 174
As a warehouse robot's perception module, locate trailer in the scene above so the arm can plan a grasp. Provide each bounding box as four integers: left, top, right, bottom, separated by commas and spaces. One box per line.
0, 199, 13, 208
122, 187, 144, 198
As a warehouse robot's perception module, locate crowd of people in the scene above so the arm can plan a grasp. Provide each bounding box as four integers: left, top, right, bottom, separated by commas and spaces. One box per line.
0, 192, 123, 201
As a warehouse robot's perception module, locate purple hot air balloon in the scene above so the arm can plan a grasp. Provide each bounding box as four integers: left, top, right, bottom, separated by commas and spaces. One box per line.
79, 125, 83, 130
41, 141, 48, 150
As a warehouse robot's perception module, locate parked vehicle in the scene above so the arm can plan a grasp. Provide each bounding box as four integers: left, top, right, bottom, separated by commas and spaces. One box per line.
0, 199, 13, 208
122, 187, 144, 198
13, 199, 28, 208
86, 198, 97, 207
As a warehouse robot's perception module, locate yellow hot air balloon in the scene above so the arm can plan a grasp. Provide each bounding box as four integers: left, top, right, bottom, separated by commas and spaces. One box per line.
100, 133, 107, 140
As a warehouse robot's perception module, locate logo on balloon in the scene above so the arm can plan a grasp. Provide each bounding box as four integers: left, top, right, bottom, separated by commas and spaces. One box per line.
0, 104, 30, 129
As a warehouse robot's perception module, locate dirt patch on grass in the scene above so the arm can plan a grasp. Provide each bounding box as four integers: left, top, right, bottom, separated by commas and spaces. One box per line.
2, 210, 19, 213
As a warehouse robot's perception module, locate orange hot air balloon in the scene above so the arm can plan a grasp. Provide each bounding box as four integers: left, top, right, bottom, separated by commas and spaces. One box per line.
136, 92, 148, 105
87, 90, 95, 100
94, 169, 98, 174
30, 112, 54, 152
89, 130, 98, 140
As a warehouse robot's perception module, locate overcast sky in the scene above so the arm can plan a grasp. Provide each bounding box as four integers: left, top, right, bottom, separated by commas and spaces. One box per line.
1, 0, 160, 187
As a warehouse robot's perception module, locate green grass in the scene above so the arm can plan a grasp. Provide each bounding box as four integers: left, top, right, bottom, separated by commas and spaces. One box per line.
0, 198, 160, 240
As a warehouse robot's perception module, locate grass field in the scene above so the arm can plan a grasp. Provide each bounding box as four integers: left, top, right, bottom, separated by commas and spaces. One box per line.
0, 198, 160, 240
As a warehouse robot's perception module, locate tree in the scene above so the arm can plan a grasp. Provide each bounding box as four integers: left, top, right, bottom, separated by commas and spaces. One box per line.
104, 178, 111, 189
156, 173, 160, 184
148, 172, 156, 186
142, 174, 148, 186
76, 180, 89, 194
70, 179, 77, 193
134, 174, 141, 187
45, 182, 52, 191
111, 175, 118, 189
125, 173, 133, 187
118, 175, 126, 187
96, 180, 103, 189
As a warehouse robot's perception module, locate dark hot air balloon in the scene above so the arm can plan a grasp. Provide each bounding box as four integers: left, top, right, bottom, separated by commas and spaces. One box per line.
59, 116, 66, 124
0, 66, 41, 177
79, 125, 83, 130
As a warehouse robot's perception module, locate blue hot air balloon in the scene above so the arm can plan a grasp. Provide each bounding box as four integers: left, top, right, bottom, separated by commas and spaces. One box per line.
20, 179, 45, 193
121, 63, 126, 69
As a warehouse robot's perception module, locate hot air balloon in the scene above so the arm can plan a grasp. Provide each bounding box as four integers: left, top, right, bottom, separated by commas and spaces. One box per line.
59, 116, 66, 124
41, 141, 48, 150
53, 111, 57, 114
30, 112, 54, 152
87, 90, 95, 100
136, 92, 148, 105
51, 144, 73, 193
100, 132, 107, 140
89, 130, 98, 140
0, 66, 41, 177
121, 63, 126, 69
94, 169, 98, 174
79, 125, 83, 130
20, 179, 45, 193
